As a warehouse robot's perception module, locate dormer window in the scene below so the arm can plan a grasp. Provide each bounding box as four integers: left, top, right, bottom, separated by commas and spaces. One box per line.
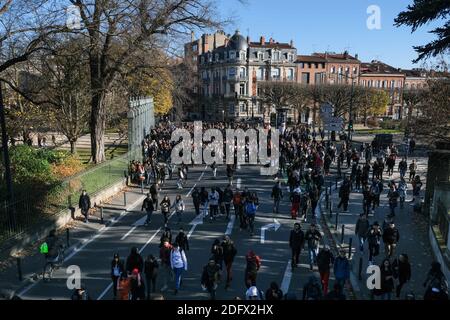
258, 52, 264, 61
229, 51, 236, 60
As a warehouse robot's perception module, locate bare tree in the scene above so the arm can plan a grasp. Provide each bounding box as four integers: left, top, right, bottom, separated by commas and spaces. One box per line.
69, 0, 239, 163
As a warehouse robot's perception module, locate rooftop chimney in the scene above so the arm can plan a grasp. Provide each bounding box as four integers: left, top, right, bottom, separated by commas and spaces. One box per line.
290, 40, 294, 47
269, 38, 275, 44
213, 33, 217, 50
260, 36, 265, 45
355, 53, 359, 60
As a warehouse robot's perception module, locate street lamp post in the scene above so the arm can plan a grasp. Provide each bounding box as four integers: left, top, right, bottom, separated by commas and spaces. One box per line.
251, 96, 257, 120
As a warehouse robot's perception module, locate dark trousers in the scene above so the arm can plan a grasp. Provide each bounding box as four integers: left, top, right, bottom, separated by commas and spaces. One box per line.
146, 275, 157, 298
245, 270, 257, 288
145, 209, 153, 224
81, 209, 89, 222
162, 212, 169, 224
210, 205, 218, 218
225, 261, 233, 285
291, 247, 301, 266
369, 244, 379, 262
337, 197, 349, 211
112, 276, 119, 298
396, 279, 407, 298
194, 202, 200, 215
225, 203, 231, 218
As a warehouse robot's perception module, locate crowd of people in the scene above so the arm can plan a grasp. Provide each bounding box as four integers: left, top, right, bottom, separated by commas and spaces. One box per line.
90, 121, 447, 301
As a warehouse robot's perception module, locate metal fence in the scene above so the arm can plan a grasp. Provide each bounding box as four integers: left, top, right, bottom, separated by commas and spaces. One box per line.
436, 200, 449, 244
0, 149, 142, 244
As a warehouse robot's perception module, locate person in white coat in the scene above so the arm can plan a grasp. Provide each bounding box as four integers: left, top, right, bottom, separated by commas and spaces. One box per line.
170, 242, 188, 295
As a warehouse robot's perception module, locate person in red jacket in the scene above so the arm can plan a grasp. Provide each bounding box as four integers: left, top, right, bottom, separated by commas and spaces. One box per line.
159, 240, 173, 292
245, 250, 261, 288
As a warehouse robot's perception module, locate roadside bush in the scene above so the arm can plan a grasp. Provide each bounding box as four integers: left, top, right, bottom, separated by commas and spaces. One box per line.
380, 119, 407, 131
51, 154, 84, 180
9, 145, 55, 184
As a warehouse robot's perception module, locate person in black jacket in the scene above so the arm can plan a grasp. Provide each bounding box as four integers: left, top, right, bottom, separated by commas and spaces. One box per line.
305, 224, 322, 270
126, 247, 144, 274
382, 222, 400, 258
144, 255, 159, 299
316, 245, 334, 295
271, 181, 283, 213
392, 253, 411, 298
191, 187, 201, 216
337, 178, 351, 212
367, 222, 382, 264
211, 239, 224, 270
174, 228, 189, 252
221, 235, 237, 289
111, 253, 125, 299
223, 185, 234, 219
149, 183, 159, 210
78, 190, 91, 223
141, 193, 155, 226
160, 226, 172, 247
201, 258, 221, 300
289, 223, 304, 269
265, 282, 283, 300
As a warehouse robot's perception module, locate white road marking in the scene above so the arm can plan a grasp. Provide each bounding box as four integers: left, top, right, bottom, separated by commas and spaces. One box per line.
260, 219, 281, 244
17, 194, 146, 298
197, 165, 208, 181
280, 260, 293, 294
187, 212, 206, 239
237, 178, 241, 189
225, 215, 236, 236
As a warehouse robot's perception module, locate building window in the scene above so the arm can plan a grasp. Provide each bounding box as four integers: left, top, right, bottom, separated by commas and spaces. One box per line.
239, 83, 246, 95
287, 69, 295, 81
229, 104, 235, 114
271, 68, 280, 79
193, 56, 197, 62
390, 80, 395, 88
240, 52, 246, 60
302, 72, 310, 84
229, 67, 236, 77
257, 67, 265, 80
338, 67, 343, 74
259, 52, 264, 61
229, 51, 236, 60
353, 67, 357, 74
345, 67, 349, 74
315, 73, 323, 84
331, 66, 335, 73
376, 80, 381, 88
240, 103, 247, 113
273, 51, 280, 61
239, 67, 246, 78
299, 63, 304, 69
258, 103, 264, 114
192, 44, 198, 52
289, 54, 294, 62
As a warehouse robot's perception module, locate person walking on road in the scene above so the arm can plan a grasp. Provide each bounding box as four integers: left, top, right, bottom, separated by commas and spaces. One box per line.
387, 184, 400, 218
172, 195, 185, 224
317, 245, 334, 295
398, 177, 408, 209
226, 164, 234, 185
367, 221, 382, 265
375, 259, 395, 300
175, 228, 189, 252
170, 242, 188, 295
208, 187, 220, 221
159, 240, 173, 292
362, 185, 372, 216
411, 175, 423, 203
160, 196, 171, 225
337, 177, 351, 213
144, 255, 158, 298
398, 158, 407, 179
142, 193, 155, 226
302, 275, 323, 300
130, 268, 145, 300
160, 226, 173, 247
223, 185, 234, 220
211, 239, 224, 270
333, 250, 350, 290
221, 235, 237, 289
126, 247, 144, 275
392, 253, 411, 299
271, 181, 283, 214
244, 198, 257, 236
305, 224, 322, 270
355, 213, 370, 252
265, 282, 283, 300
111, 253, 125, 299
191, 187, 201, 216
383, 222, 400, 258
245, 250, 261, 288
150, 183, 159, 211
200, 187, 209, 216
289, 223, 305, 269
290, 187, 301, 220
409, 160, 417, 182
78, 190, 91, 223
201, 258, 221, 300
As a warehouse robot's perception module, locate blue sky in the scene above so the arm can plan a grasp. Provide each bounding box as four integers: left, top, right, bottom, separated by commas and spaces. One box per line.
215, 0, 445, 69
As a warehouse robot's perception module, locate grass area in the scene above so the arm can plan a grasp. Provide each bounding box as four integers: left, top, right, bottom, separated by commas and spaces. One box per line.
74, 145, 128, 165
354, 128, 403, 135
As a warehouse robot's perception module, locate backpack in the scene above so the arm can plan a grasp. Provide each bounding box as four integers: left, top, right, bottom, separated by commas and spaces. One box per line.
246, 203, 257, 216
40, 242, 49, 254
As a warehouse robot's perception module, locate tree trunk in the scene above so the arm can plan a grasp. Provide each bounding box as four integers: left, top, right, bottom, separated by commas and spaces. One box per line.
70, 139, 77, 154
90, 91, 106, 163
312, 102, 317, 128
364, 110, 368, 126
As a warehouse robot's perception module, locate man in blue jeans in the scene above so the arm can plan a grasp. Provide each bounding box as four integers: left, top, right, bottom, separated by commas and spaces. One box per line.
305, 224, 322, 270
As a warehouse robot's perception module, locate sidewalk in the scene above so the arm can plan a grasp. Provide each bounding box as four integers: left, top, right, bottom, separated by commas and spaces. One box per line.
0, 187, 145, 299
320, 157, 431, 299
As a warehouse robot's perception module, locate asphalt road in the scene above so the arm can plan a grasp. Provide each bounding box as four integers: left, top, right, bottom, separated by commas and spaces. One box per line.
18, 164, 323, 300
